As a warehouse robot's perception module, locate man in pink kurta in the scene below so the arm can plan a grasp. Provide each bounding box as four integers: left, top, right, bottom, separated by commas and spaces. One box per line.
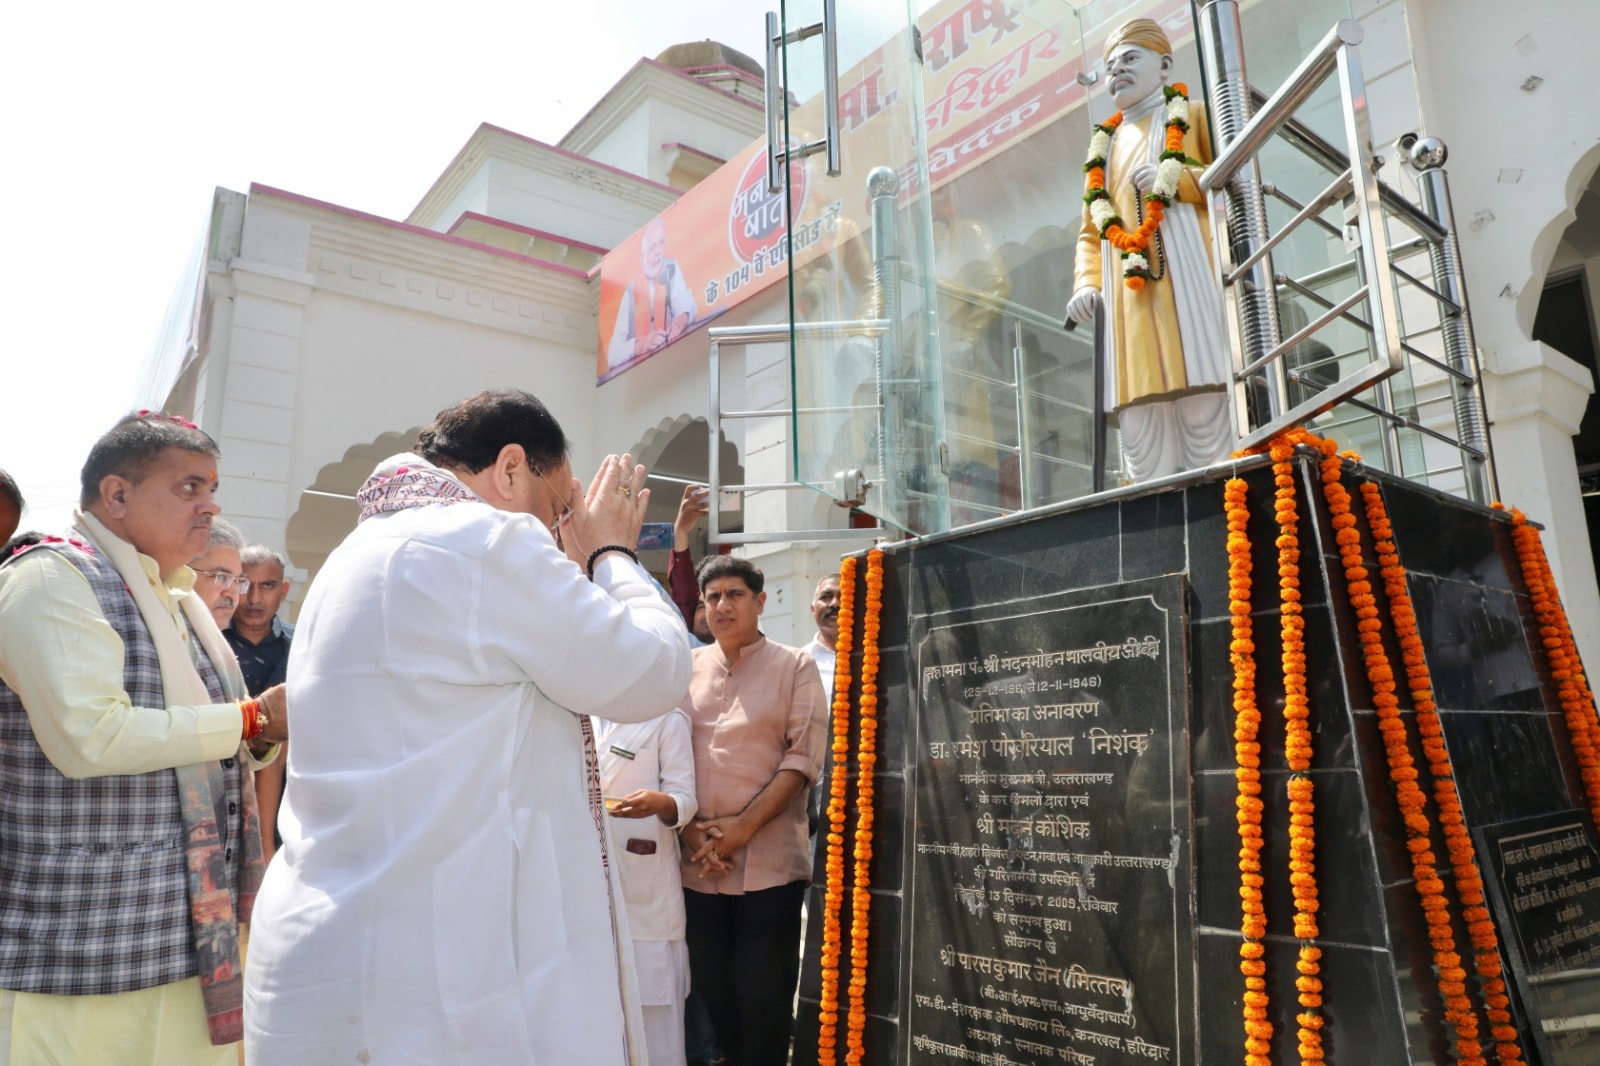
679, 555, 827, 1066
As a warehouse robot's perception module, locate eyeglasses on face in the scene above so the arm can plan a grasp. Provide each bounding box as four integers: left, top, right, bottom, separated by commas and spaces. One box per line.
538, 470, 573, 533
196, 569, 251, 592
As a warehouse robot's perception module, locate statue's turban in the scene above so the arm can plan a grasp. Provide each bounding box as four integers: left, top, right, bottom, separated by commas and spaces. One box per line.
1103, 17, 1173, 58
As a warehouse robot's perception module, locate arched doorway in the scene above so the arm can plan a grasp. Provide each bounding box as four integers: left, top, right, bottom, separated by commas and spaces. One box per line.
1533, 163, 1600, 571
629, 414, 745, 568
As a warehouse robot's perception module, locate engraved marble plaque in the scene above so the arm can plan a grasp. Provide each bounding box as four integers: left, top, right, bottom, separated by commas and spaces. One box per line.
904, 575, 1192, 1065
1476, 810, 1600, 1065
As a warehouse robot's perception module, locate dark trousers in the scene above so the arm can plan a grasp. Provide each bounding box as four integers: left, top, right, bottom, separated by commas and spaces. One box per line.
683, 880, 807, 1066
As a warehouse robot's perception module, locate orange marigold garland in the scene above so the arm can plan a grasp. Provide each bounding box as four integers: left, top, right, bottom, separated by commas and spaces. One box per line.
1082, 83, 1194, 289
1269, 431, 1325, 1063
816, 555, 858, 1066
1226, 475, 1274, 1064
1499, 505, 1600, 830
1363, 484, 1522, 1063
845, 548, 885, 1064
1312, 440, 1498, 1065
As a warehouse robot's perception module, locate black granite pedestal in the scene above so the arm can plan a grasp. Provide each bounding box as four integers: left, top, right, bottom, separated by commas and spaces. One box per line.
794, 453, 1600, 1065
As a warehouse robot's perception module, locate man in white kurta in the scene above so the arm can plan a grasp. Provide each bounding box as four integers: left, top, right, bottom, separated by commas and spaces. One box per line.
243, 389, 693, 1065
596, 709, 698, 1066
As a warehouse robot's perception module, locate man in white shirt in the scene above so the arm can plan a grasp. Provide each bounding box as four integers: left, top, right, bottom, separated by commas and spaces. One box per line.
802, 573, 841, 841
802, 573, 842, 704
597, 708, 698, 1066
243, 389, 693, 1065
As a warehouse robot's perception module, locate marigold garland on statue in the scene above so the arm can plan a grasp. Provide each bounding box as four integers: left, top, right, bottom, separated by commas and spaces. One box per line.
1082, 82, 1194, 290
1268, 430, 1325, 1063
1225, 476, 1274, 1064
816, 555, 859, 1066
846, 548, 886, 1064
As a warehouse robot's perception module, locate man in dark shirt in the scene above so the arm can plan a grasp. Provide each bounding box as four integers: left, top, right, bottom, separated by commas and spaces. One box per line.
224, 545, 294, 859
224, 546, 293, 693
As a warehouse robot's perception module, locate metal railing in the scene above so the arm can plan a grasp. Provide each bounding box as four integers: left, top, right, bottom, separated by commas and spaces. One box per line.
706, 320, 889, 547
1198, 19, 1497, 502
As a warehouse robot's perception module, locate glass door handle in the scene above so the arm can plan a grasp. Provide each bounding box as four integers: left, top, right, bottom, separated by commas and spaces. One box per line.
764, 11, 782, 193
764, 0, 843, 195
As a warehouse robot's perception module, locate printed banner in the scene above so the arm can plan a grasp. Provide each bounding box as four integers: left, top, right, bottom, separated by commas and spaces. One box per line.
596, 0, 1193, 380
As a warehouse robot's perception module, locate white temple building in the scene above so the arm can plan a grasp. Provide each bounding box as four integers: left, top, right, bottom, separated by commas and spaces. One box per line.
138, 1, 1600, 655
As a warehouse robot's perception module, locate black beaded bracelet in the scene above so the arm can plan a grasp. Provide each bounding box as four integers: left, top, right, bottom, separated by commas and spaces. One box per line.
585, 544, 639, 580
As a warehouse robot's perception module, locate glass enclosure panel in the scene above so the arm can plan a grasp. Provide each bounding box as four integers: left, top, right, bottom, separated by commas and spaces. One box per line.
776, 0, 1454, 536
914, 0, 1104, 527
781, 0, 946, 535
782, 0, 1118, 535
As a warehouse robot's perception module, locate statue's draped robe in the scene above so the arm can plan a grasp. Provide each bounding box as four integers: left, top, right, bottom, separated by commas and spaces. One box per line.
1073, 96, 1231, 412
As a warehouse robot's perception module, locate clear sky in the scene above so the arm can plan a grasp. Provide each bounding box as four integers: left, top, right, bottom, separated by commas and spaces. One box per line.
0, 0, 773, 534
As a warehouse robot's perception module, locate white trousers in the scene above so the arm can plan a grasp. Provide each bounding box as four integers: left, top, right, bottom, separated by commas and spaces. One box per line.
1118, 390, 1235, 483
635, 938, 690, 1066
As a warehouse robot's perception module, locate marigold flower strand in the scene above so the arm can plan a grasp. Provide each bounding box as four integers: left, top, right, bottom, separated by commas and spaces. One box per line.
845, 549, 885, 1064
816, 555, 858, 1065
1498, 506, 1600, 830
1315, 441, 1490, 1065
1081, 83, 1193, 289
1226, 476, 1274, 1063
1365, 483, 1523, 1063
1269, 429, 1324, 1064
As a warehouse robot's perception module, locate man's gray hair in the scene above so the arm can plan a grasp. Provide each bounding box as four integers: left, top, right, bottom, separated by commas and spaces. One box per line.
209, 518, 245, 551
241, 545, 289, 571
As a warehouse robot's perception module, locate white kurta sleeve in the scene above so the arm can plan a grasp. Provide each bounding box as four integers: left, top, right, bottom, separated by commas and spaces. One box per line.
477, 517, 693, 722
607, 284, 637, 370
658, 709, 697, 831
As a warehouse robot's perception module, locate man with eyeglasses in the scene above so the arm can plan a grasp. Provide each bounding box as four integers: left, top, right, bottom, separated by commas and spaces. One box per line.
224, 545, 294, 859
190, 518, 249, 630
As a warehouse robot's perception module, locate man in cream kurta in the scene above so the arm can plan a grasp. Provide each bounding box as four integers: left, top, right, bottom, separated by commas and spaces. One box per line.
243, 389, 692, 1065
0, 413, 285, 1066
1067, 18, 1234, 482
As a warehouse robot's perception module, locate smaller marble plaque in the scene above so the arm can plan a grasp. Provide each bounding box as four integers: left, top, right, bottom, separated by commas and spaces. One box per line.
1474, 809, 1600, 1065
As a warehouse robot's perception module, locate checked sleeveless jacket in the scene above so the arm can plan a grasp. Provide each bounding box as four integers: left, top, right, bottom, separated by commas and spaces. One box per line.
0, 540, 247, 994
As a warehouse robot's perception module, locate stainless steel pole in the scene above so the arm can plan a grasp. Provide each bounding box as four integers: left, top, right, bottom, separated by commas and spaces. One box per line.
1409, 136, 1497, 503
1196, 0, 1286, 420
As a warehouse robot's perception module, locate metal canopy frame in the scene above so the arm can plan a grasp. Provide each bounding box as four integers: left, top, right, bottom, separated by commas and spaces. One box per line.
1201, 19, 1406, 453
706, 321, 889, 548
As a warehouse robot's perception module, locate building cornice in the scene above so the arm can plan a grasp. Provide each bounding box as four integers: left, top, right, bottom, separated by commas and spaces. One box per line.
406, 125, 682, 230
247, 186, 596, 340
559, 59, 764, 160
446, 211, 612, 256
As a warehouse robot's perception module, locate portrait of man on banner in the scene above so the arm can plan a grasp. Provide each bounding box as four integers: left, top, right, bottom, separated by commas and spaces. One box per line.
603, 219, 699, 376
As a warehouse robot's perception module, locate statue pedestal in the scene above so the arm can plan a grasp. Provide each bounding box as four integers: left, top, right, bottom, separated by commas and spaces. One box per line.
797, 455, 1600, 1064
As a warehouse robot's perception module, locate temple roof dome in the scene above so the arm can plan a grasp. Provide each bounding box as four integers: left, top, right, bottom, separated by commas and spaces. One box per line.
654, 41, 764, 80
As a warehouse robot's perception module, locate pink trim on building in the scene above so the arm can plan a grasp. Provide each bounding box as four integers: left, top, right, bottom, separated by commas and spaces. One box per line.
447, 212, 611, 256
660, 142, 727, 166
248, 184, 592, 280
476, 124, 684, 195
638, 58, 764, 112
675, 63, 766, 93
